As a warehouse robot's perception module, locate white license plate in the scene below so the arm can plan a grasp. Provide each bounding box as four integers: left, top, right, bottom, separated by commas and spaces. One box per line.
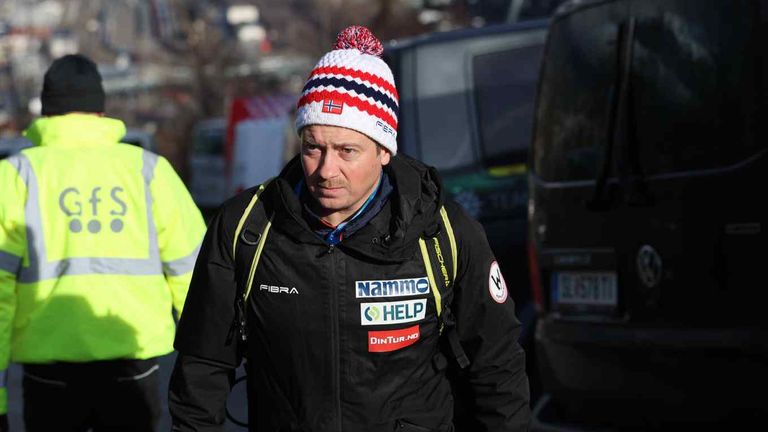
553, 272, 617, 307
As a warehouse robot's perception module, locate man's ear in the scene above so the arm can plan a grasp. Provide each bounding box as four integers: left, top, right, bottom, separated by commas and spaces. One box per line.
380, 149, 391, 166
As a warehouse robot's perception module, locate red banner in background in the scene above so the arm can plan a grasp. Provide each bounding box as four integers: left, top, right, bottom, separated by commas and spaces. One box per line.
225, 94, 296, 168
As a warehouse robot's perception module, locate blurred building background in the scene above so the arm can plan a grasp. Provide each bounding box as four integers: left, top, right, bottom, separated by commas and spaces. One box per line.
0, 0, 562, 180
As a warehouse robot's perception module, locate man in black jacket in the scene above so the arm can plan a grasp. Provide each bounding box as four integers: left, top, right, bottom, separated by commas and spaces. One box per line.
169, 25, 530, 431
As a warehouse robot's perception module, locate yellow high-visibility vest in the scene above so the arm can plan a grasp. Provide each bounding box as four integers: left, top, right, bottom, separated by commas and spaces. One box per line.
0, 114, 206, 413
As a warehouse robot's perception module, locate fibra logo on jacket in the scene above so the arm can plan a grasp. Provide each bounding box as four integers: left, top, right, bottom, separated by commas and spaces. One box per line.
259, 284, 299, 295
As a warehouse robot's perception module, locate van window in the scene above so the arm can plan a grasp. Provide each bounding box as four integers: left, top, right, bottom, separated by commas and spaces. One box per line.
533, 12, 619, 182
534, 1, 764, 182
413, 41, 477, 171
473, 44, 543, 165
404, 29, 546, 172
631, 5, 762, 175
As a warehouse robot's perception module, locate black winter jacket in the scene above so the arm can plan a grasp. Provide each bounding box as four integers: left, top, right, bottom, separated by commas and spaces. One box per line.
170, 155, 530, 431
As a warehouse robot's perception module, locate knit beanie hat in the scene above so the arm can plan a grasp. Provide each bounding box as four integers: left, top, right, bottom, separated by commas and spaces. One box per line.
41, 54, 105, 116
296, 26, 399, 154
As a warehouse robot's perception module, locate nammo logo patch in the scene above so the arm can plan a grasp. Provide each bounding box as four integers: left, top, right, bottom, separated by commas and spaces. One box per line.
356, 277, 429, 298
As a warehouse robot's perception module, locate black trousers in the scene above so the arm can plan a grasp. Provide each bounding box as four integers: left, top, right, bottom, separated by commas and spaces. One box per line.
22, 358, 161, 432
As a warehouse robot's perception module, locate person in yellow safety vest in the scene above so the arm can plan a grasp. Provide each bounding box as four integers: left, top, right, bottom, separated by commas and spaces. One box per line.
0, 54, 206, 432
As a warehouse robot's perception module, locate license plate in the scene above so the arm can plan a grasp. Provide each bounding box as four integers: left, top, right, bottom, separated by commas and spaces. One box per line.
552, 272, 617, 307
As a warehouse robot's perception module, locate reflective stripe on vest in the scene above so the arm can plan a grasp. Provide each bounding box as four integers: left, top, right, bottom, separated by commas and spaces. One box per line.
7, 151, 165, 283
0, 369, 6, 388
162, 244, 201, 276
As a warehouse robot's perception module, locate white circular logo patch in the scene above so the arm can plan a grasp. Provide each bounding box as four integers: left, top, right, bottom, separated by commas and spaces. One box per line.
488, 261, 508, 304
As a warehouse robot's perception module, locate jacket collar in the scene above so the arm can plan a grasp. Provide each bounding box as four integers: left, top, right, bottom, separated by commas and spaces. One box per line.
23, 114, 126, 148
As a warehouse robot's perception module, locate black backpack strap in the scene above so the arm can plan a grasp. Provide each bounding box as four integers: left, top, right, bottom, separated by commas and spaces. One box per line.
420, 205, 470, 369
230, 180, 273, 349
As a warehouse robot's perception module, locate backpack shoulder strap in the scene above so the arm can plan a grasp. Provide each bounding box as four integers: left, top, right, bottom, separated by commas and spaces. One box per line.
233, 181, 271, 258
419, 205, 469, 368
439, 206, 458, 281
418, 205, 458, 321
230, 179, 274, 346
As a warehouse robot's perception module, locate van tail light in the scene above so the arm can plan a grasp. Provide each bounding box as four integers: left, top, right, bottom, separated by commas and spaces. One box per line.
528, 239, 544, 312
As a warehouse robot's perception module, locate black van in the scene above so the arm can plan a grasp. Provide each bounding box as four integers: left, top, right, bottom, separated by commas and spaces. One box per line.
384, 19, 548, 386
529, 0, 768, 427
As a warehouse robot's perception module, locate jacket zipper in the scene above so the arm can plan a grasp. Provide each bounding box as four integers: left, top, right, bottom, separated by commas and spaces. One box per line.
328, 244, 343, 431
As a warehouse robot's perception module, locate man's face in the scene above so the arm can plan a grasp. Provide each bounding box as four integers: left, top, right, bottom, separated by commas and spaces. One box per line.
301, 125, 391, 224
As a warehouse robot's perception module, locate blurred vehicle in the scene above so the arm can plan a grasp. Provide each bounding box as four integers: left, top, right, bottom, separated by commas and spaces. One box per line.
226, 94, 295, 197
384, 18, 548, 391
0, 135, 32, 159
528, 0, 768, 428
188, 117, 227, 211
507, 0, 571, 23
121, 128, 156, 151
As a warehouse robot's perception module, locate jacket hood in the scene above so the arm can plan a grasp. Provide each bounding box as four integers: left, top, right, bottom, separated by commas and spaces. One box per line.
267, 154, 446, 262
23, 114, 126, 148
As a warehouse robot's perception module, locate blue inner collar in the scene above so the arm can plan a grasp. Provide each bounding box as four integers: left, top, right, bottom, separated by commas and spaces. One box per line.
295, 172, 390, 245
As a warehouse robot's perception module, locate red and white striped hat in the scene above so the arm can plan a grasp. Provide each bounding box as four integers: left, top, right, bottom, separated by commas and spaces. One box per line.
296, 26, 399, 154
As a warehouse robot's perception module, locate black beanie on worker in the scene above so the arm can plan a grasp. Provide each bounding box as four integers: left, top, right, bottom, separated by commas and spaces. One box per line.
41, 54, 105, 116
